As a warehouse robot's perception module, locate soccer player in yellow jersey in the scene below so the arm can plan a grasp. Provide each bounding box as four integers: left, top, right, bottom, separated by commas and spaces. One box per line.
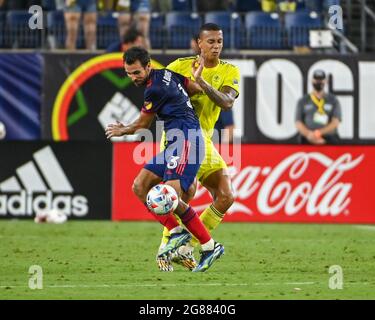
157, 23, 240, 271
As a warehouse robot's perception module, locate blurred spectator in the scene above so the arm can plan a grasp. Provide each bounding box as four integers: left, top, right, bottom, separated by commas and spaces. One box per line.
97, 0, 115, 11
106, 25, 146, 52
261, 0, 277, 12
277, 0, 297, 12
64, 0, 97, 50
295, 69, 342, 145
54, 0, 65, 10
116, 0, 151, 49
197, 0, 232, 12
150, 0, 171, 12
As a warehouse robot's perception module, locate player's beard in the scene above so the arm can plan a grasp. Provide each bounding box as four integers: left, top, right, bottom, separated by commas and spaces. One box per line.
134, 78, 147, 86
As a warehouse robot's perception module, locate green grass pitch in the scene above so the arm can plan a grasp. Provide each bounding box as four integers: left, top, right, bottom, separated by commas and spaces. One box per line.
1, 220, 375, 300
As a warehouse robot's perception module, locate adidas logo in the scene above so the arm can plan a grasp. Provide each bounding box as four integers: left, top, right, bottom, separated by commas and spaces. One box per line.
0, 146, 88, 217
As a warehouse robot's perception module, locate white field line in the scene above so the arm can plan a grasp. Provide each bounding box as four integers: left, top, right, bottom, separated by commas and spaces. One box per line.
354, 225, 375, 231
0, 283, 248, 289
0, 281, 373, 289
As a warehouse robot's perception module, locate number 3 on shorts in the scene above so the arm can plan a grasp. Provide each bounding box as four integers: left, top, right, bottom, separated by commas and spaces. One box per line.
167, 156, 180, 169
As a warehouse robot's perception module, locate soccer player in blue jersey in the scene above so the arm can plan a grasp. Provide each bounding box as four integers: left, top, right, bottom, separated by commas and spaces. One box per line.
105, 47, 224, 272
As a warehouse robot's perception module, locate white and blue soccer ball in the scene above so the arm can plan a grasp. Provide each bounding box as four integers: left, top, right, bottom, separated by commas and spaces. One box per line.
146, 184, 179, 215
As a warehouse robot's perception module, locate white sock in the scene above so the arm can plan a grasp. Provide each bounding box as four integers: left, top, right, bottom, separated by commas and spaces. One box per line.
178, 243, 194, 255
169, 226, 183, 234
201, 238, 215, 251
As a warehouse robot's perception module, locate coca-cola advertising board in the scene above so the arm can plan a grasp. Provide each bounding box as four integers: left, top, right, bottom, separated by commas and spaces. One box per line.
112, 143, 375, 223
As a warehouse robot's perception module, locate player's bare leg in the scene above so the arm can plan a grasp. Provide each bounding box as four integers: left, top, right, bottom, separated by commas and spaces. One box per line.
132, 168, 162, 203
200, 168, 234, 229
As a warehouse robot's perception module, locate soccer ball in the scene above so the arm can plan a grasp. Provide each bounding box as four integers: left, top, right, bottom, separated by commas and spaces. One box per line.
146, 184, 179, 215
34, 208, 67, 224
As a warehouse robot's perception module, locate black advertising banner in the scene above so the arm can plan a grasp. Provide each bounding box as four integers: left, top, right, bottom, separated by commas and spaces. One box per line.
0, 141, 112, 220
42, 53, 375, 144
42, 53, 175, 142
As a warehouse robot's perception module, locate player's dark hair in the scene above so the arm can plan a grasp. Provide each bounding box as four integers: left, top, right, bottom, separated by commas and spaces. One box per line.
199, 23, 222, 38
192, 33, 199, 42
123, 47, 150, 68
123, 26, 144, 44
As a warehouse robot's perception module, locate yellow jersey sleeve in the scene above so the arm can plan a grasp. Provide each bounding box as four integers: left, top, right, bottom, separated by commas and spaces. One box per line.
166, 59, 181, 74
221, 65, 240, 98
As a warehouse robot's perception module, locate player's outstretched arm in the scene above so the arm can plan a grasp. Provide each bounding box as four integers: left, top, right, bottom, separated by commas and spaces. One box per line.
105, 112, 155, 139
192, 56, 237, 111
186, 80, 203, 97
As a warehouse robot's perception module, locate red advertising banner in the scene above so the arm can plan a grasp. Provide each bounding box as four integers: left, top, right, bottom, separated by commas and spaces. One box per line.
112, 143, 375, 224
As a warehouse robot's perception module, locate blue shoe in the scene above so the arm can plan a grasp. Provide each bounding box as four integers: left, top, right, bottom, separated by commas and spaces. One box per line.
158, 229, 192, 258
192, 242, 224, 272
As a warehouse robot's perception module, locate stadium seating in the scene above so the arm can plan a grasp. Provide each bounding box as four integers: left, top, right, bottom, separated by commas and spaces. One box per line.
97, 12, 119, 49
0, 11, 6, 48
166, 12, 201, 49
6, 10, 42, 48
172, 0, 192, 12
285, 11, 322, 47
150, 13, 165, 49
235, 0, 262, 12
245, 12, 282, 49
304, 0, 323, 12
204, 12, 242, 49
42, 0, 56, 11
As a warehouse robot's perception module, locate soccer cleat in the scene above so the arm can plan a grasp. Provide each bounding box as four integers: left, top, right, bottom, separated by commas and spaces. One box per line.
192, 242, 224, 272
171, 245, 197, 271
157, 229, 192, 258
156, 255, 173, 272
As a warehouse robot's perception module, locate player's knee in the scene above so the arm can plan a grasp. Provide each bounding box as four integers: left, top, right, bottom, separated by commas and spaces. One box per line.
132, 179, 145, 199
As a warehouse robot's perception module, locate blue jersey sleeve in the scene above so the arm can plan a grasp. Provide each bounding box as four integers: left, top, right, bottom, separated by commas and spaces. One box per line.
142, 86, 168, 113
168, 69, 190, 90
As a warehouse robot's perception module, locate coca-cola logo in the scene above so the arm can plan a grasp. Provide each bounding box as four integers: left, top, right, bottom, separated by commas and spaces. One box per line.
193, 152, 364, 217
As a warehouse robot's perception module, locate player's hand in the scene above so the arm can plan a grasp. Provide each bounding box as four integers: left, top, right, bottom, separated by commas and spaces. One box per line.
192, 54, 204, 82
105, 121, 125, 139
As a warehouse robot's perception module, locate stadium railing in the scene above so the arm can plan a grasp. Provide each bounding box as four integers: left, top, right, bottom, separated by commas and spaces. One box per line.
0, 8, 347, 52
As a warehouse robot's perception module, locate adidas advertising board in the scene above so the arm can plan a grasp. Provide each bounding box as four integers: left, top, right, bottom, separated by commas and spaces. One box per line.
0, 142, 111, 220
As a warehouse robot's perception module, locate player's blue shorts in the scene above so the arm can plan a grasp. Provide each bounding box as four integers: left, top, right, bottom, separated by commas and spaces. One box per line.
144, 124, 205, 193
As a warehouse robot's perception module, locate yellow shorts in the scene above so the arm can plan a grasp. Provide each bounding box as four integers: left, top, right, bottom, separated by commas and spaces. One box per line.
160, 132, 227, 184
196, 137, 227, 183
